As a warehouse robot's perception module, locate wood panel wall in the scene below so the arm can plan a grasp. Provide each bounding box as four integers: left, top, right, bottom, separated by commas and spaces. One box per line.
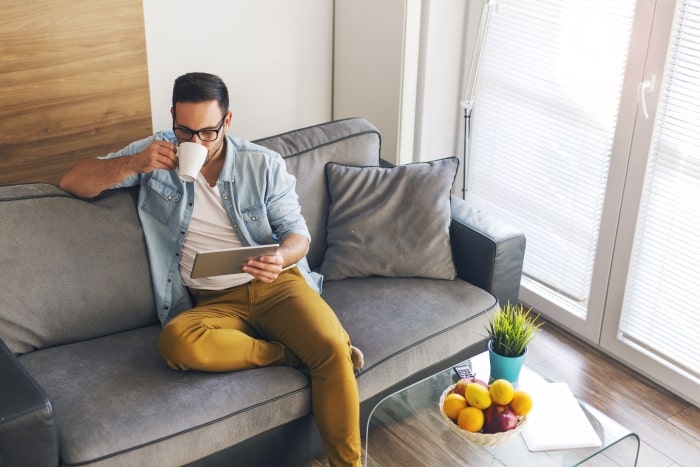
0, 0, 152, 186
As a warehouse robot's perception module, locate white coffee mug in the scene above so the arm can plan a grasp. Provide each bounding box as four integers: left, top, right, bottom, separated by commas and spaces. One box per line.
177, 142, 208, 182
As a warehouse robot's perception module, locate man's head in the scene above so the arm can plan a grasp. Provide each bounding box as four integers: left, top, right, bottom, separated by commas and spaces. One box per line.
172, 72, 229, 113
171, 72, 232, 162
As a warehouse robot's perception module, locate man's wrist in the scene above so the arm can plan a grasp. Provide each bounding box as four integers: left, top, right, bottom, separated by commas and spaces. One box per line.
122, 154, 139, 176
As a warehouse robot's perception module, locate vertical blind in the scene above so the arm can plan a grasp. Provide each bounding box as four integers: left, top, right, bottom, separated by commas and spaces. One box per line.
467, 0, 636, 310
619, 0, 700, 378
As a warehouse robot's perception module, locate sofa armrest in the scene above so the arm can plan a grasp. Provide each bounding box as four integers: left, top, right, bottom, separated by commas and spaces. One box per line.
450, 195, 526, 307
0, 339, 59, 467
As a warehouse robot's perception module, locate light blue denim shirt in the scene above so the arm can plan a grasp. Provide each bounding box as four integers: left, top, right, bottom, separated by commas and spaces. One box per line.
103, 131, 322, 325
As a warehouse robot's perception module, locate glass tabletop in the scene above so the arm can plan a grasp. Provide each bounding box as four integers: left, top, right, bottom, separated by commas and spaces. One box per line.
364, 352, 640, 466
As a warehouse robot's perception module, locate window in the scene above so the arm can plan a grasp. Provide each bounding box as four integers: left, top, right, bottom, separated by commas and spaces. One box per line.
468, 0, 636, 313
467, 0, 700, 405
617, 0, 700, 383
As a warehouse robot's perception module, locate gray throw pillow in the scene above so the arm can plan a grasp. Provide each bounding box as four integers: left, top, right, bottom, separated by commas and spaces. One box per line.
320, 157, 459, 280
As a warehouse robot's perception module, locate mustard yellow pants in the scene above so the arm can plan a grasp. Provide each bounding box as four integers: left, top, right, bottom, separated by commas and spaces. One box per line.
157, 268, 361, 467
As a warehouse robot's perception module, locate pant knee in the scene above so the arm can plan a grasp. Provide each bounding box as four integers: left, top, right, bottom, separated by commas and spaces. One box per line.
305, 334, 351, 371
157, 320, 204, 370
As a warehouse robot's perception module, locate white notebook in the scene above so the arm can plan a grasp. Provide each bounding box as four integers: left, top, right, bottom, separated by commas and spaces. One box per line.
521, 382, 602, 452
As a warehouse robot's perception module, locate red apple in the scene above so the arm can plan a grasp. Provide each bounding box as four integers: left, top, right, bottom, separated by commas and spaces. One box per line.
453, 376, 488, 396
472, 377, 488, 389
482, 404, 518, 434
453, 378, 471, 397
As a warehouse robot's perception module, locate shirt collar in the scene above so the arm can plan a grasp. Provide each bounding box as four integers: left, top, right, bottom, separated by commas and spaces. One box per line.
219, 134, 236, 183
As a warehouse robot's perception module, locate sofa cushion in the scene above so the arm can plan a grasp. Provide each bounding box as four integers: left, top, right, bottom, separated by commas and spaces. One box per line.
0, 184, 157, 355
254, 118, 381, 270
320, 157, 459, 281
322, 276, 496, 400
17, 276, 496, 466
18, 325, 311, 466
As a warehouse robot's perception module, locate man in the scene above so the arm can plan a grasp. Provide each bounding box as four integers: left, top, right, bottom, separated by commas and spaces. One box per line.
60, 72, 363, 466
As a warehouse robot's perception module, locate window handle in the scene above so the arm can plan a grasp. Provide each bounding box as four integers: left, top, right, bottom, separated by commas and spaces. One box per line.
638, 74, 656, 119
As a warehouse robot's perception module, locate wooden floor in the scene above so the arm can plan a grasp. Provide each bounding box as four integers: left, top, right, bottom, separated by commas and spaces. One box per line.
301, 321, 700, 466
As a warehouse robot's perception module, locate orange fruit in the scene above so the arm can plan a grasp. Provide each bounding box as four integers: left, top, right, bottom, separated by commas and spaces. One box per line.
465, 382, 492, 409
457, 406, 485, 433
443, 393, 467, 420
489, 379, 515, 405
510, 390, 533, 416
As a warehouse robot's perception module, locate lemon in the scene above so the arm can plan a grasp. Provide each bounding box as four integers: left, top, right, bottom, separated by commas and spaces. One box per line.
457, 406, 484, 433
465, 382, 492, 410
489, 379, 515, 405
510, 390, 533, 416
443, 393, 467, 420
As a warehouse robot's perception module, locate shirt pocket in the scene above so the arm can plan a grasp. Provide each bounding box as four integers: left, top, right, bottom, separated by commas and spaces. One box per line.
241, 204, 272, 238
140, 177, 182, 225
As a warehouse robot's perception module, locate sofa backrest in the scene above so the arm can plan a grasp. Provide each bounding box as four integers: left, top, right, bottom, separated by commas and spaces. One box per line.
0, 184, 157, 355
255, 118, 381, 269
0, 118, 380, 355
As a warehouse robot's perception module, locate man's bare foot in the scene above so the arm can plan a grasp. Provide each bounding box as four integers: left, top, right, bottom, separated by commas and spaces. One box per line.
350, 345, 365, 370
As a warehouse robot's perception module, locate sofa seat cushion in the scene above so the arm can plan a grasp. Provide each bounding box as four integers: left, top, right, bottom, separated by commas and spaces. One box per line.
322, 277, 496, 400
18, 325, 311, 467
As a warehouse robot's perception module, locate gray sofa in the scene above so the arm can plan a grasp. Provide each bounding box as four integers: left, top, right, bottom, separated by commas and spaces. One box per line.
0, 118, 525, 466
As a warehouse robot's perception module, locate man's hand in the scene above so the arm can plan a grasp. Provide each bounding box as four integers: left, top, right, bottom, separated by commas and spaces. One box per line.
242, 254, 285, 283
130, 141, 178, 173
241, 234, 309, 283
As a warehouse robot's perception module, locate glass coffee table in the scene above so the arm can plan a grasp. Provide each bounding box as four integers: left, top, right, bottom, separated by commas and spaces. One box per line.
364, 352, 640, 466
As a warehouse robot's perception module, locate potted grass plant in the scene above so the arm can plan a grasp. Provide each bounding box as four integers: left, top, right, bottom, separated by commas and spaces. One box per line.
485, 302, 543, 384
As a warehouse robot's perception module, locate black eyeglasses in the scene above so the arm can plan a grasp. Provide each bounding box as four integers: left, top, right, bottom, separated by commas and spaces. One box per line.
173, 115, 226, 142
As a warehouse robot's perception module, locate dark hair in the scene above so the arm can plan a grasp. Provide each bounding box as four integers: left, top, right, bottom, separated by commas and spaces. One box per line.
172, 72, 229, 114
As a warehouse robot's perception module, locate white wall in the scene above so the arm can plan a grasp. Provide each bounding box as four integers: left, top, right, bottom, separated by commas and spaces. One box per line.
414, 1, 470, 163
142, 0, 333, 140
333, 0, 415, 165
142, 0, 478, 175
415, 0, 481, 197
333, 0, 477, 192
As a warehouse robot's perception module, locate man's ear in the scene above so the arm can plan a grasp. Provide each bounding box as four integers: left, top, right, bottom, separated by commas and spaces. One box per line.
170, 107, 175, 119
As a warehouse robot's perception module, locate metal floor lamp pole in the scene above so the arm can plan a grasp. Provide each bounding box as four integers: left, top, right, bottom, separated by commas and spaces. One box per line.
461, 0, 494, 199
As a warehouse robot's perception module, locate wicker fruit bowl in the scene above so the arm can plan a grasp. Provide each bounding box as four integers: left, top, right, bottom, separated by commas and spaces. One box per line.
438, 384, 527, 447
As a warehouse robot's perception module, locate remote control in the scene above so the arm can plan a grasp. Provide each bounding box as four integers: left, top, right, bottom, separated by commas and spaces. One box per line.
453, 363, 474, 380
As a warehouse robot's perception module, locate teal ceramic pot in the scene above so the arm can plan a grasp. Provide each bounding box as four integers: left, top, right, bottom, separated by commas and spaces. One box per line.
488, 340, 528, 385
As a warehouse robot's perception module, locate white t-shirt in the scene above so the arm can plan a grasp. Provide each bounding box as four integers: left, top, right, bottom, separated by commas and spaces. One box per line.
179, 176, 253, 290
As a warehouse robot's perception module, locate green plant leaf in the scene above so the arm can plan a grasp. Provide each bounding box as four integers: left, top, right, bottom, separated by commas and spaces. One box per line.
485, 302, 543, 357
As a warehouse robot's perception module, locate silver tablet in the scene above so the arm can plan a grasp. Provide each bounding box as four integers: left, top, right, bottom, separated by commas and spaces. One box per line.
190, 244, 280, 279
